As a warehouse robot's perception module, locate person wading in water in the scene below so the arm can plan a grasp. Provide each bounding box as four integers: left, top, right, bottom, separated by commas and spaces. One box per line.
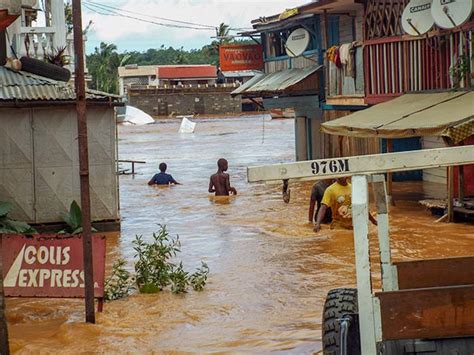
209, 158, 237, 196
148, 162, 181, 186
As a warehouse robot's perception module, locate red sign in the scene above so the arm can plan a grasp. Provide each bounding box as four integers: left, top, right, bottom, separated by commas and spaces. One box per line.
219, 44, 264, 71
1, 234, 106, 298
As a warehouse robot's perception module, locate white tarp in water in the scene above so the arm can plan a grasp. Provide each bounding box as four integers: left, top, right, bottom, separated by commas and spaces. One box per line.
121, 106, 155, 125
178, 117, 196, 133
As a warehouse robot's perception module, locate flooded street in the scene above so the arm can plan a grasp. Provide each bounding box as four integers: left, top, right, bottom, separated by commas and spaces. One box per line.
6, 116, 474, 353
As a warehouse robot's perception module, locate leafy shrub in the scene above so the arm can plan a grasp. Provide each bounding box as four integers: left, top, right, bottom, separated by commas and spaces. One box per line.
104, 225, 209, 300
0, 201, 37, 234
104, 259, 134, 301
60, 201, 96, 234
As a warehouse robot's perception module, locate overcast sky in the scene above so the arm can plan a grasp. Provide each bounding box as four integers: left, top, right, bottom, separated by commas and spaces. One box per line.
83, 0, 309, 54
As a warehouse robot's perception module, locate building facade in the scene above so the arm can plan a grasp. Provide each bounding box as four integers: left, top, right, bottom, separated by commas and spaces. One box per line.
236, 0, 473, 188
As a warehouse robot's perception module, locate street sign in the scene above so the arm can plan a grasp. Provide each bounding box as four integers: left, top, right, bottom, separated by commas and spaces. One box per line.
1, 234, 106, 298
219, 44, 264, 72
247, 146, 474, 182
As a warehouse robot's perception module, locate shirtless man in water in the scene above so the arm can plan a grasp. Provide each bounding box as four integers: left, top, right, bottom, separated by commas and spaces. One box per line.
209, 158, 237, 196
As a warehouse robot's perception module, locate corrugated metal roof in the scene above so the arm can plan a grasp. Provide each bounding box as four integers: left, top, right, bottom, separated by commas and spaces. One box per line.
0, 66, 120, 102
118, 65, 157, 78
158, 65, 216, 79
223, 70, 262, 78
231, 65, 322, 96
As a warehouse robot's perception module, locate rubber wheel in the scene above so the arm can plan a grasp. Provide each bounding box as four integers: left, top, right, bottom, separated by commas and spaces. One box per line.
20, 56, 71, 82
322, 288, 359, 355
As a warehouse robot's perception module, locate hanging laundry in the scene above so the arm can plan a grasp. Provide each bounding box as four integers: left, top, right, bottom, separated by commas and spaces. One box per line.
339, 42, 357, 77
326, 45, 342, 69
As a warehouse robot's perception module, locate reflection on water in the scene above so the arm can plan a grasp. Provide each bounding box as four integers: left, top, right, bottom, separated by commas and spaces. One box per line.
6, 116, 474, 353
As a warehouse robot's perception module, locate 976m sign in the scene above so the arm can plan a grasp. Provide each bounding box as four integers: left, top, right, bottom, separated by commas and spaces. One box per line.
311, 158, 350, 175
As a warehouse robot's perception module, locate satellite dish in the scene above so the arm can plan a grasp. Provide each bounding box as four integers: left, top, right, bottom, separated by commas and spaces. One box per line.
431, 0, 474, 29
402, 0, 434, 36
285, 28, 310, 57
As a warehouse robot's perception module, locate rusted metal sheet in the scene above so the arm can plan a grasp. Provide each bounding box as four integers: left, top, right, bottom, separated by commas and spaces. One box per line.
376, 285, 474, 340
395, 256, 474, 290
0, 66, 120, 102
1, 234, 105, 298
231, 65, 322, 96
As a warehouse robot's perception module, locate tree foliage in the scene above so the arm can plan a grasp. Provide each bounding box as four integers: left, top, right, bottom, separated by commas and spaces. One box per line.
86, 31, 255, 94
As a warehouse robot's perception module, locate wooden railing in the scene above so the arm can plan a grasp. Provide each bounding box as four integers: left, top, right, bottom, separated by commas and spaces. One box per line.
364, 27, 473, 105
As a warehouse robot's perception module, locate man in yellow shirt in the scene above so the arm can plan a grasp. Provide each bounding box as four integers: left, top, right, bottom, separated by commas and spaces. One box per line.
314, 177, 377, 232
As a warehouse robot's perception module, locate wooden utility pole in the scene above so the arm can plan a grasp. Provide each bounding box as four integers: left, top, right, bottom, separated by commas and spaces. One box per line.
72, 0, 95, 323
0, 239, 10, 355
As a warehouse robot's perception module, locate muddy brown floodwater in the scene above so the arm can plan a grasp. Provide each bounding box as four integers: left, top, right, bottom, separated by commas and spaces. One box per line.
6, 116, 474, 353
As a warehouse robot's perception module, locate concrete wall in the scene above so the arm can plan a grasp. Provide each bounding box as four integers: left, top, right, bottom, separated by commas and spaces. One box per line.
128, 87, 242, 117
0, 106, 119, 224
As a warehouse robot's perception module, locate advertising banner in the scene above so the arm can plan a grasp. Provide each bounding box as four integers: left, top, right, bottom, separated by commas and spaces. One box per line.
219, 44, 264, 71
1, 234, 106, 298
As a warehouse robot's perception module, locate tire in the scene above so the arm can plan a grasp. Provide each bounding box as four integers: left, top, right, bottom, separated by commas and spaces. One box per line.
322, 288, 360, 355
20, 56, 71, 82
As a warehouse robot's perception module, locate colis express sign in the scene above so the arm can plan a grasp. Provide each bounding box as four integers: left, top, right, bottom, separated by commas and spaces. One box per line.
1, 234, 105, 298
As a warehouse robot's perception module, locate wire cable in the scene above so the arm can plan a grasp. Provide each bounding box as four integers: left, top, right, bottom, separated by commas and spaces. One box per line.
84, 2, 215, 31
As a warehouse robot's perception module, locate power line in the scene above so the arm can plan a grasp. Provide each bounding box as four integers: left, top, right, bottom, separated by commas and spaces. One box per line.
83, 1, 253, 32
84, 0, 215, 29
83, 2, 215, 31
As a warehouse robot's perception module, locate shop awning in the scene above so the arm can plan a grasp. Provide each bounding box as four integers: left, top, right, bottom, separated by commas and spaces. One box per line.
231, 65, 322, 97
321, 91, 474, 144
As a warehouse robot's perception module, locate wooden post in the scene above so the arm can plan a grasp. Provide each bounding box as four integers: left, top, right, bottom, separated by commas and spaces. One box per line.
447, 166, 454, 223
0, 238, 10, 355
352, 175, 378, 354
459, 165, 465, 202
386, 139, 394, 206
72, 0, 95, 324
323, 10, 329, 98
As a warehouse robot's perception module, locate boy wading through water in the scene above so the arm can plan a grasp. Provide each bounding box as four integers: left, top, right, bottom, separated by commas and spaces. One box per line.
209, 158, 237, 196
148, 162, 180, 185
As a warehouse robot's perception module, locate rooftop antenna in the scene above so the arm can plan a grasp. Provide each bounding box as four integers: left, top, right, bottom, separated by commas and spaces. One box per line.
431, 0, 473, 29
401, 0, 434, 36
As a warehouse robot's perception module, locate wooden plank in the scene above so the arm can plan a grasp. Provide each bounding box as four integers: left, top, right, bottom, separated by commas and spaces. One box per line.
395, 256, 474, 290
352, 175, 378, 355
247, 146, 474, 183
448, 166, 454, 222
376, 285, 474, 340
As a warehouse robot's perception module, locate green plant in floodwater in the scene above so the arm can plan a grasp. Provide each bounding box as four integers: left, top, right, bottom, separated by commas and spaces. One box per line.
190, 262, 210, 292
0, 201, 37, 234
105, 225, 209, 301
133, 225, 181, 293
104, 258, 135, 301
60, 201, 97, 234
169, 262, 190, 294
131, 225, 209, 295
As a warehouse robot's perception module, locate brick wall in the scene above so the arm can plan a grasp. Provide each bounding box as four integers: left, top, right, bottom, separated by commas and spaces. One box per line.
128, 86, 242, 116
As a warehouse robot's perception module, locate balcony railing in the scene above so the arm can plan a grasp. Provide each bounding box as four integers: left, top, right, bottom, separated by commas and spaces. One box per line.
364, 26, 474, 105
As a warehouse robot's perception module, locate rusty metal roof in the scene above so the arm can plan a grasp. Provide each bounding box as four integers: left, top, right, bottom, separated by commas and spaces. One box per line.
0, 66, 121, 102
231, 65, 322, 96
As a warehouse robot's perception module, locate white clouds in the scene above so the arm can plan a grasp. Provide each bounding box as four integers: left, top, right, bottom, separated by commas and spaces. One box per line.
83, 0, 308, 51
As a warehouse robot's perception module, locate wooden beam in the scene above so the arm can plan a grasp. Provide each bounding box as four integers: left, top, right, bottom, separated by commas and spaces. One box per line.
386, 139, 394, 206
0, 238, 10, 355
448, 166, 454, 222
376, 285, 474, 340
247, 146, 474, 183
352, 175, 378, 355
395, 256, 474, 290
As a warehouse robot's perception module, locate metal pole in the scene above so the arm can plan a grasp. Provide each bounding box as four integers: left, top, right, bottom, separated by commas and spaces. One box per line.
72, 0, 95, 324
0, 238, 10, 355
